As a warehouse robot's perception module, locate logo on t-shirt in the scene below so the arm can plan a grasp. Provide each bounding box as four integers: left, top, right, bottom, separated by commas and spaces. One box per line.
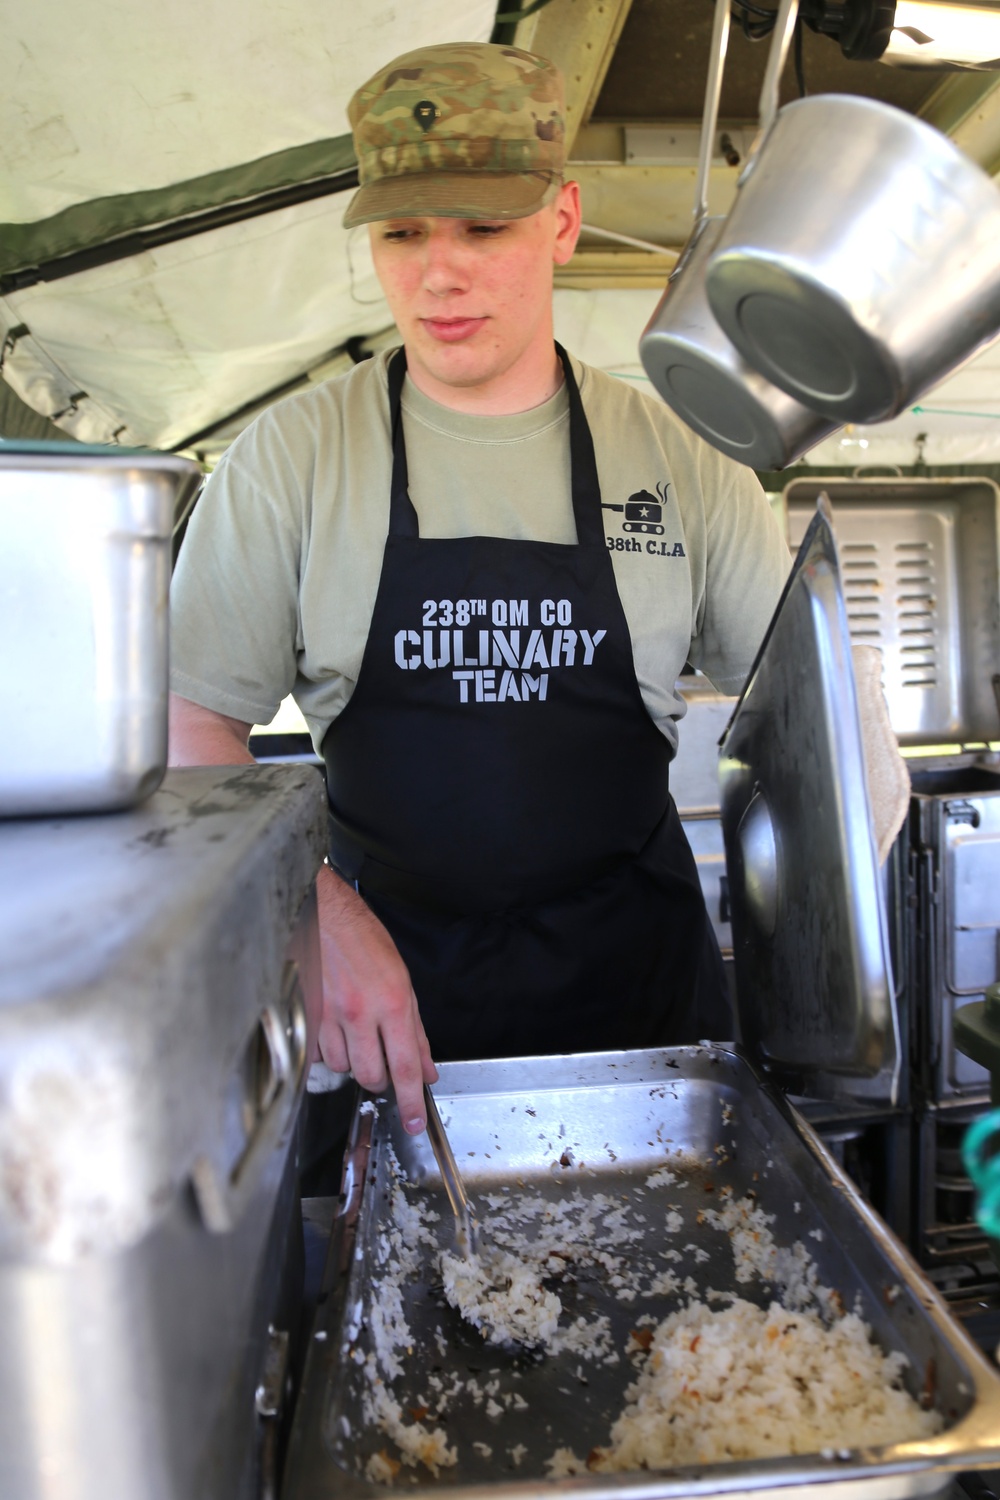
602, 482, 686, 557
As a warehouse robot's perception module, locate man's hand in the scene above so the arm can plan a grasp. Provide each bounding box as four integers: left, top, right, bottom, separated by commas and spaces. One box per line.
169, 693, 438, 1132
317, 864, 438, 1133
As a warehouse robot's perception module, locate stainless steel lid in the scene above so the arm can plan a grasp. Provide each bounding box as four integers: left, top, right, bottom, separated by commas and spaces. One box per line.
719, 496, 899, 1084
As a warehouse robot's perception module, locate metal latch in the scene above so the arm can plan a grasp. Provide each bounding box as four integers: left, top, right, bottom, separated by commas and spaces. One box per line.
945, 799, 981, 829
255, 1324, 290, 1419
256, 1325, 291, 1500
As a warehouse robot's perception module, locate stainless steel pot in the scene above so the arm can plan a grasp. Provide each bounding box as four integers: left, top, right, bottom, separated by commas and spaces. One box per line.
639, 0, 838, 468
0, 444, 202, 816
706, 94, 1000, 424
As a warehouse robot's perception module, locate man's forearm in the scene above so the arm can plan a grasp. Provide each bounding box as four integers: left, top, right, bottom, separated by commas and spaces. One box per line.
168, 692, 255, 766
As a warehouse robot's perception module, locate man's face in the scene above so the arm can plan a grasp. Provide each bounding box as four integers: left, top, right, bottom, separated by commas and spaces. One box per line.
368, 182, 580, 404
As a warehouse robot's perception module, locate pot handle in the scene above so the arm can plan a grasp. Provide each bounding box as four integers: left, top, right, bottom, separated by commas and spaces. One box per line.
692, 0, 732, 227
737, 0, 800, 188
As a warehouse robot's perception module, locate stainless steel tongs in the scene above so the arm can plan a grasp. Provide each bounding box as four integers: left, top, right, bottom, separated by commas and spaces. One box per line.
423, 1082, 479, 1258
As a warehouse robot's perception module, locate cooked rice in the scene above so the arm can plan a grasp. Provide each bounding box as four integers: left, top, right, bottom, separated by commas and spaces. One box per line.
348, 1115, 940, 1482
552, 1298, 940, 1474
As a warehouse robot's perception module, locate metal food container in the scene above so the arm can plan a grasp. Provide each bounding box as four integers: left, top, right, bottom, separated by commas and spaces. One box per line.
284, 1047, 1000, 1500
0, 765, 326, 1500
0, 442, 202, 816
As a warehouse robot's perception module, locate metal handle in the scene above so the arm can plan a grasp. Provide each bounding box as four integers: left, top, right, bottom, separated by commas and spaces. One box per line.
692, 0, 733, 225
423, 1083, 479, 1258
193, 960, 309, 1234
758, 0, 800, 139
736, 0, 800, 184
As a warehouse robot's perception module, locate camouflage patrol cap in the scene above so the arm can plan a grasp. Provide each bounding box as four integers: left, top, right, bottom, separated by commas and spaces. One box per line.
343, 42, 566, 228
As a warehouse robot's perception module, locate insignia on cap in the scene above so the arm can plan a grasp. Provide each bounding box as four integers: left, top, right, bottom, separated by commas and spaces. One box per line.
413, 100, 438, 132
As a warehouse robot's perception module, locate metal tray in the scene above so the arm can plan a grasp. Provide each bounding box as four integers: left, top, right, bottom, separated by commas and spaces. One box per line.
783, 479, 1000, 751
283, 1048, 1000, 1500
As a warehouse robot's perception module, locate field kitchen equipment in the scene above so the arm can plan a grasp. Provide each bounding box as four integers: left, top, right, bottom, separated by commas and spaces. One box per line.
785, 477, 1000, 1286
0, 764, 326, 1500
706, 95, 1000, 425
281, 498, 1000, 1500
640, 0, 838, 470
0, 441, 202, 817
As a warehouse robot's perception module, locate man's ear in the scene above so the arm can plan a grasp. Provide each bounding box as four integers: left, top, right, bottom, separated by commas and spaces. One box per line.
552, 180, 582, 267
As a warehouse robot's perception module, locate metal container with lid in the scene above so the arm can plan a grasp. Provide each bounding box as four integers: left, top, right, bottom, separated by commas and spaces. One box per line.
0, 764, 326, 1500
0, 442, 202, 816
784, 478, 1000, 1107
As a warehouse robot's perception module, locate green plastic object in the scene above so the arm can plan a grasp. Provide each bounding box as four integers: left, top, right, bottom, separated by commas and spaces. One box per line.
963, 1109, 1000, 1239
957, 983, 1000, 1253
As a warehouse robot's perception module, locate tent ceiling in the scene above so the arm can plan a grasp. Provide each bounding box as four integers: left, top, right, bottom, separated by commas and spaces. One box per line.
2, 0, 1000, 465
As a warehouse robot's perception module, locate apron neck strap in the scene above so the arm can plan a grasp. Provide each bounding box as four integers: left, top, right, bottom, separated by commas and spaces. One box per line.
386, 344, 605, 546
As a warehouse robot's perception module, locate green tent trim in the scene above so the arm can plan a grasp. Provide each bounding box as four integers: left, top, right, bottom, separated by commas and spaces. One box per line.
0, 133, 358, 281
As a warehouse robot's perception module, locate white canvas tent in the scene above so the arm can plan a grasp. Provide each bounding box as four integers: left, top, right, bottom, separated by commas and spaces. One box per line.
0, 1, 495, 449
3, 0, 1000, 468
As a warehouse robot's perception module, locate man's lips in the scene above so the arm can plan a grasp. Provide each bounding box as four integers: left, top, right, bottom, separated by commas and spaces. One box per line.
421, 316, 487, 343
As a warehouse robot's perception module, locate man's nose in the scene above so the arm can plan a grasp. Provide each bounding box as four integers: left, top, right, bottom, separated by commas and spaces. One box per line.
421, 230, 469, 295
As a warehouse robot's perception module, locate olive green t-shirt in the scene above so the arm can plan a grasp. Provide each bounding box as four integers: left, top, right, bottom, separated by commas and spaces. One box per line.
170, 350, 790, 752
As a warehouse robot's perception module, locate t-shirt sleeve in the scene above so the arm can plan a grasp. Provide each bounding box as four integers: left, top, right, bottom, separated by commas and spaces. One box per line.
687, 456, 791, 695
169, 423, 303, 726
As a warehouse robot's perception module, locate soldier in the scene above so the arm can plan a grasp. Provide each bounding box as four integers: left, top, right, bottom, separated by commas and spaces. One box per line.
169, 41, 790, 1137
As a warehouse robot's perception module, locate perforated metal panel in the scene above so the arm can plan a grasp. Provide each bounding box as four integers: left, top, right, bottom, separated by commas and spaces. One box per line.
785, 480, 1000, 748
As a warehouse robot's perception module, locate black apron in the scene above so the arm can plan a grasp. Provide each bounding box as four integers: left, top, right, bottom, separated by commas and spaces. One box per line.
322, 346, 729, 1061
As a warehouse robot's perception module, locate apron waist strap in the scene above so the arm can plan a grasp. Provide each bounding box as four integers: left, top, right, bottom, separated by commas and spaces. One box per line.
328, 812, 633, 916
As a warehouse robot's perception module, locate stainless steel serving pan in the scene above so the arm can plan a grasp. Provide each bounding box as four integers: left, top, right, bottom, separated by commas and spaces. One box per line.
706, 95, 1000, 424
283, 1048, 1000, 1500
639, 0, 837, 469
0, 442, 202, 816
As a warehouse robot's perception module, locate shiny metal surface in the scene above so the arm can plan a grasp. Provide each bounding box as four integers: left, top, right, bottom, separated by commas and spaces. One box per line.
914, 789, 1000, 1101
0, 447, 201, 815
423, 1081, 479, 1257
0, 765, 325, 1263
785, 479, 1000, 749
706, 95, 1000, 423
640, 218, 840, 468
680, 814, 732, 957
0, 766, 326, 1500
284, 1048, 1000, 1500
719, 499, 900, 1083
638, 0, 837, 468
671, 683, 736, 816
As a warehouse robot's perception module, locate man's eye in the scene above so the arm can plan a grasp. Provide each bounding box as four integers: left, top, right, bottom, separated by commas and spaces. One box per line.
469, 223, 508, 238
382, 228, 419, 243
